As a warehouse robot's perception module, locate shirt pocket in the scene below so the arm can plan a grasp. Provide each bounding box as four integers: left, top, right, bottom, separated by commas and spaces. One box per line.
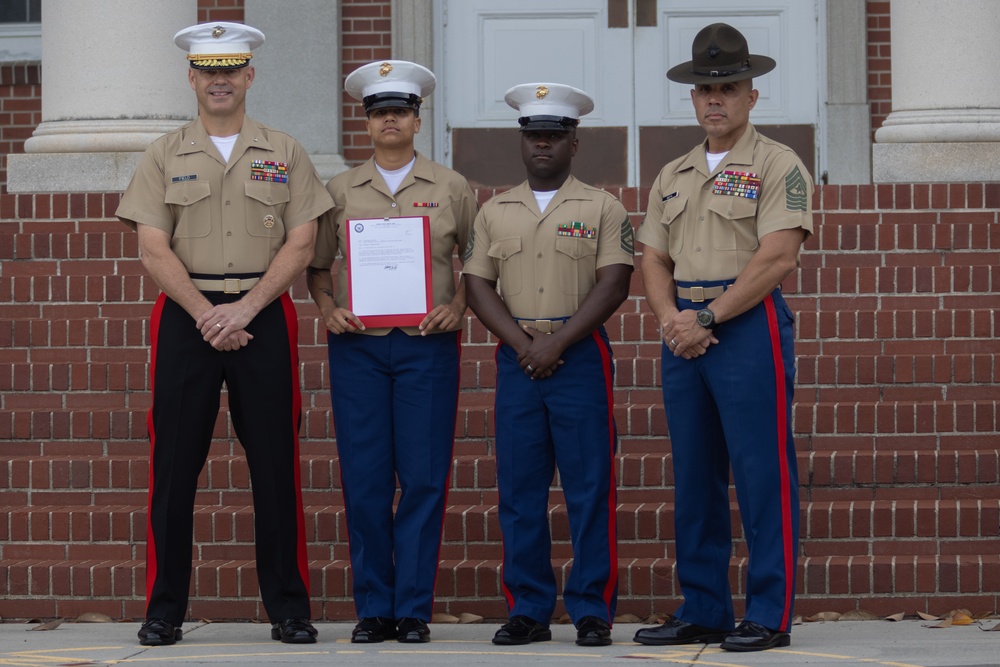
164, 180, 212, 238
245, 181, 291, 238
660, 195, 688, 255
708, 195, 759, 251
554, 235, 598, 295
486, 236, 523, 296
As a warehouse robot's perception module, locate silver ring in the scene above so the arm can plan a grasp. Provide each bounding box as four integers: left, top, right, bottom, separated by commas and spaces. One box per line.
669, 338, 677, 347
526, 364, 534, 372
215, 323, 223, 329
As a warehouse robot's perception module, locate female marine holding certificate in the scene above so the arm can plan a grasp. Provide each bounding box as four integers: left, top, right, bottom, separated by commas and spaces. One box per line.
306, 60, 476, 644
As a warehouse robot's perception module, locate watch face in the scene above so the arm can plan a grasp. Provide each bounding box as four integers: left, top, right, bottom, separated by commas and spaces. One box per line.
697, 309, 714, 327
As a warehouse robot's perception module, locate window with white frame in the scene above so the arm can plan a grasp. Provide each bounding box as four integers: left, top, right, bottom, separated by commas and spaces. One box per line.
0, 0, 42, 62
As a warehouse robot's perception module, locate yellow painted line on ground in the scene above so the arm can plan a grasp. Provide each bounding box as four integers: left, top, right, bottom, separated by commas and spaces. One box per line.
378, 648, 604, 658
762, 649, 925, 667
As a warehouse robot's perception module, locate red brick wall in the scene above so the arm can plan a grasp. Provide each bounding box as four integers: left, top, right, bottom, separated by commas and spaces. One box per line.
0, 63, 41, 193
1, 183, 998, 620
867, 1, 892, 138
341, 0, 392, 166
198, 0, 244, 23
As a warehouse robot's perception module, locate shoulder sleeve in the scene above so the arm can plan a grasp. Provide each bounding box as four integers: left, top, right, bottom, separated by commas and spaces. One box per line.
461, 203, 498, 282
311, 177, 344, 269
281, 137, 335, 230
595, 194, 635, 270
757, 149, 814, 239
453, 177, 478, 263
635, 171, 670, 252
115, 142, 172, 233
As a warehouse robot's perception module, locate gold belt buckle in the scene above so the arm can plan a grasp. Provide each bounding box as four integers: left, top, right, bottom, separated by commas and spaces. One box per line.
689, 286, 705, 302
223, 278, 241, 294
535, 319, 554, 334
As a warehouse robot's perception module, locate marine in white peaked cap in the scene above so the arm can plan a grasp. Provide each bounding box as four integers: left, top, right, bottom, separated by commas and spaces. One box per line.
504, 82, 595, 131
345, 60, 436, 113
173, 21, 265, 69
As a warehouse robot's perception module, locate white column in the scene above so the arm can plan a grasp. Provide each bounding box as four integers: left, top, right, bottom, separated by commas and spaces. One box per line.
873, 0, 1000, 182
7, 0, 196, 192
245, 0, 347, 181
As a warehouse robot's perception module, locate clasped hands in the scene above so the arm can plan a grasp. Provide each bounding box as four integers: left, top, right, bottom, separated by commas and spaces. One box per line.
662, 309, 719, 359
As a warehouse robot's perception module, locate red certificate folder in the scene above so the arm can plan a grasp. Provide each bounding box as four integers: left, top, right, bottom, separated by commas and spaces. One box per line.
345, 216, 432, 328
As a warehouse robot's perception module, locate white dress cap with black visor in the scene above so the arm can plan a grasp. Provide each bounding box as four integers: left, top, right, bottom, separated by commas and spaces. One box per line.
174, 21, 265, 70
345, 60, 436, 113
504, 82, 595, 132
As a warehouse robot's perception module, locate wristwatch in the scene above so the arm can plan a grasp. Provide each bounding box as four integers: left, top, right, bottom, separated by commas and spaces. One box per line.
696, 308, 716, 330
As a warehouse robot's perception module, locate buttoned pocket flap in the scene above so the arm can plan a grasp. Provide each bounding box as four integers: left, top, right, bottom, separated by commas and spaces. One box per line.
165, 180, 211, 206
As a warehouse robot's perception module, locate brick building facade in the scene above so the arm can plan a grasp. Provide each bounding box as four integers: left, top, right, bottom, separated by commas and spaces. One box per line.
1, 0, 999, 621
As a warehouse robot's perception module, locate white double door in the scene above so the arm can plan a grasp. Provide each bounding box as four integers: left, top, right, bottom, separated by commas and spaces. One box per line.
436, 0, 820, 185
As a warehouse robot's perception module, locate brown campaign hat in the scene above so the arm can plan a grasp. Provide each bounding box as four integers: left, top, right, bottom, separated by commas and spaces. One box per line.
666, 23, 775, 84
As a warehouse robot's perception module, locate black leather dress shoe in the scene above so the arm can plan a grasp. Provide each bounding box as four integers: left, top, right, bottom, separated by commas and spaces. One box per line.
492, 615, 552, 645
633, 616, 728, 645
352, 617, 399, 643
575, 616, 612, 646
138, 619, 182, 646
270, 617, 318, 644
720, 620, 790, 652
396, 617, 431, 643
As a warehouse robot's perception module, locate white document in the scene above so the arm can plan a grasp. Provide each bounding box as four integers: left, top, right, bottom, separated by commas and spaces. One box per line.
346, 216, 431, 327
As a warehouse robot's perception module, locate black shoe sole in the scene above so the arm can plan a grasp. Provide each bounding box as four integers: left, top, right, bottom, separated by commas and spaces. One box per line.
720, 634, 790, 652
492, 629, 552, 645
633, 631, 727, 646
576, 636, 612, 647
138, 629, 181, 647
398, 634, 431, 643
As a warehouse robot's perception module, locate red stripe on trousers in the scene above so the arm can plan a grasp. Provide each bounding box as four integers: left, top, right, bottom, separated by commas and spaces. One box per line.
763, 295, 794, 629
590, 329, 619, 612
278, 293, 310, 595
144, 294, 167, 610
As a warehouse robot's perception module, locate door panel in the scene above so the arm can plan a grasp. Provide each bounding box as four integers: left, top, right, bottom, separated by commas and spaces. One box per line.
439, 0, 819, 187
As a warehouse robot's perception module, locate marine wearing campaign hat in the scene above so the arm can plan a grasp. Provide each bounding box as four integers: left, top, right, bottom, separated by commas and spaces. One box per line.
345, 60, 436, 113
504, 82, 595, 131
173, 21, 265, 69
666, 22, 775, 84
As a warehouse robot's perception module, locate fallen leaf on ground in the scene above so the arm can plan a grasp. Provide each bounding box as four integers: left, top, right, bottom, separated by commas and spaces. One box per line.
458, 613, 483, 624
884, 612, 905, 621
615, 613, 642, 623
792, 615, 803, 625
556, 613, 572, 624
917, 612, 939, 621
32, 620, 63, 631
75, 612, 113, 623
805, 611, 841, 622
927, 618, 953, 628
431, 613, 459, 624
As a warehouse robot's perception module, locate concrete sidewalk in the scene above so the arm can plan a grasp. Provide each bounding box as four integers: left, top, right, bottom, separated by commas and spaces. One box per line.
1, 620, 998, 666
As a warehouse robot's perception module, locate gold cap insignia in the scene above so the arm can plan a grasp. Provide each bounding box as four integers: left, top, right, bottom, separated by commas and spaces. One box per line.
379, 62, 393, 77
212, 26, 226, 38
263, 214, 275, 229
535, 85, 549, 99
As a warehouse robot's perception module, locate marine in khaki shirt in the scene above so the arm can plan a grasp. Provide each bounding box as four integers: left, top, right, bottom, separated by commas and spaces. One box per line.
115, 21, 331, 649
311, 150, 475, 335
463, 174, 634, 323
465, 83, 632, 649
632, 23, 811, 654
305, 60, 475, 646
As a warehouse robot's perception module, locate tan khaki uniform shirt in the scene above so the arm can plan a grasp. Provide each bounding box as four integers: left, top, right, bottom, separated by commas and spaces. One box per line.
637, 123, 814, 282
311, 152, 477, 336
463, 175, 635, 320
117, 116, 333, 274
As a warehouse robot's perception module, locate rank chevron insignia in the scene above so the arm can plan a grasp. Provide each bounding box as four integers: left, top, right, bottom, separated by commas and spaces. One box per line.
784, 166, 808, 212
